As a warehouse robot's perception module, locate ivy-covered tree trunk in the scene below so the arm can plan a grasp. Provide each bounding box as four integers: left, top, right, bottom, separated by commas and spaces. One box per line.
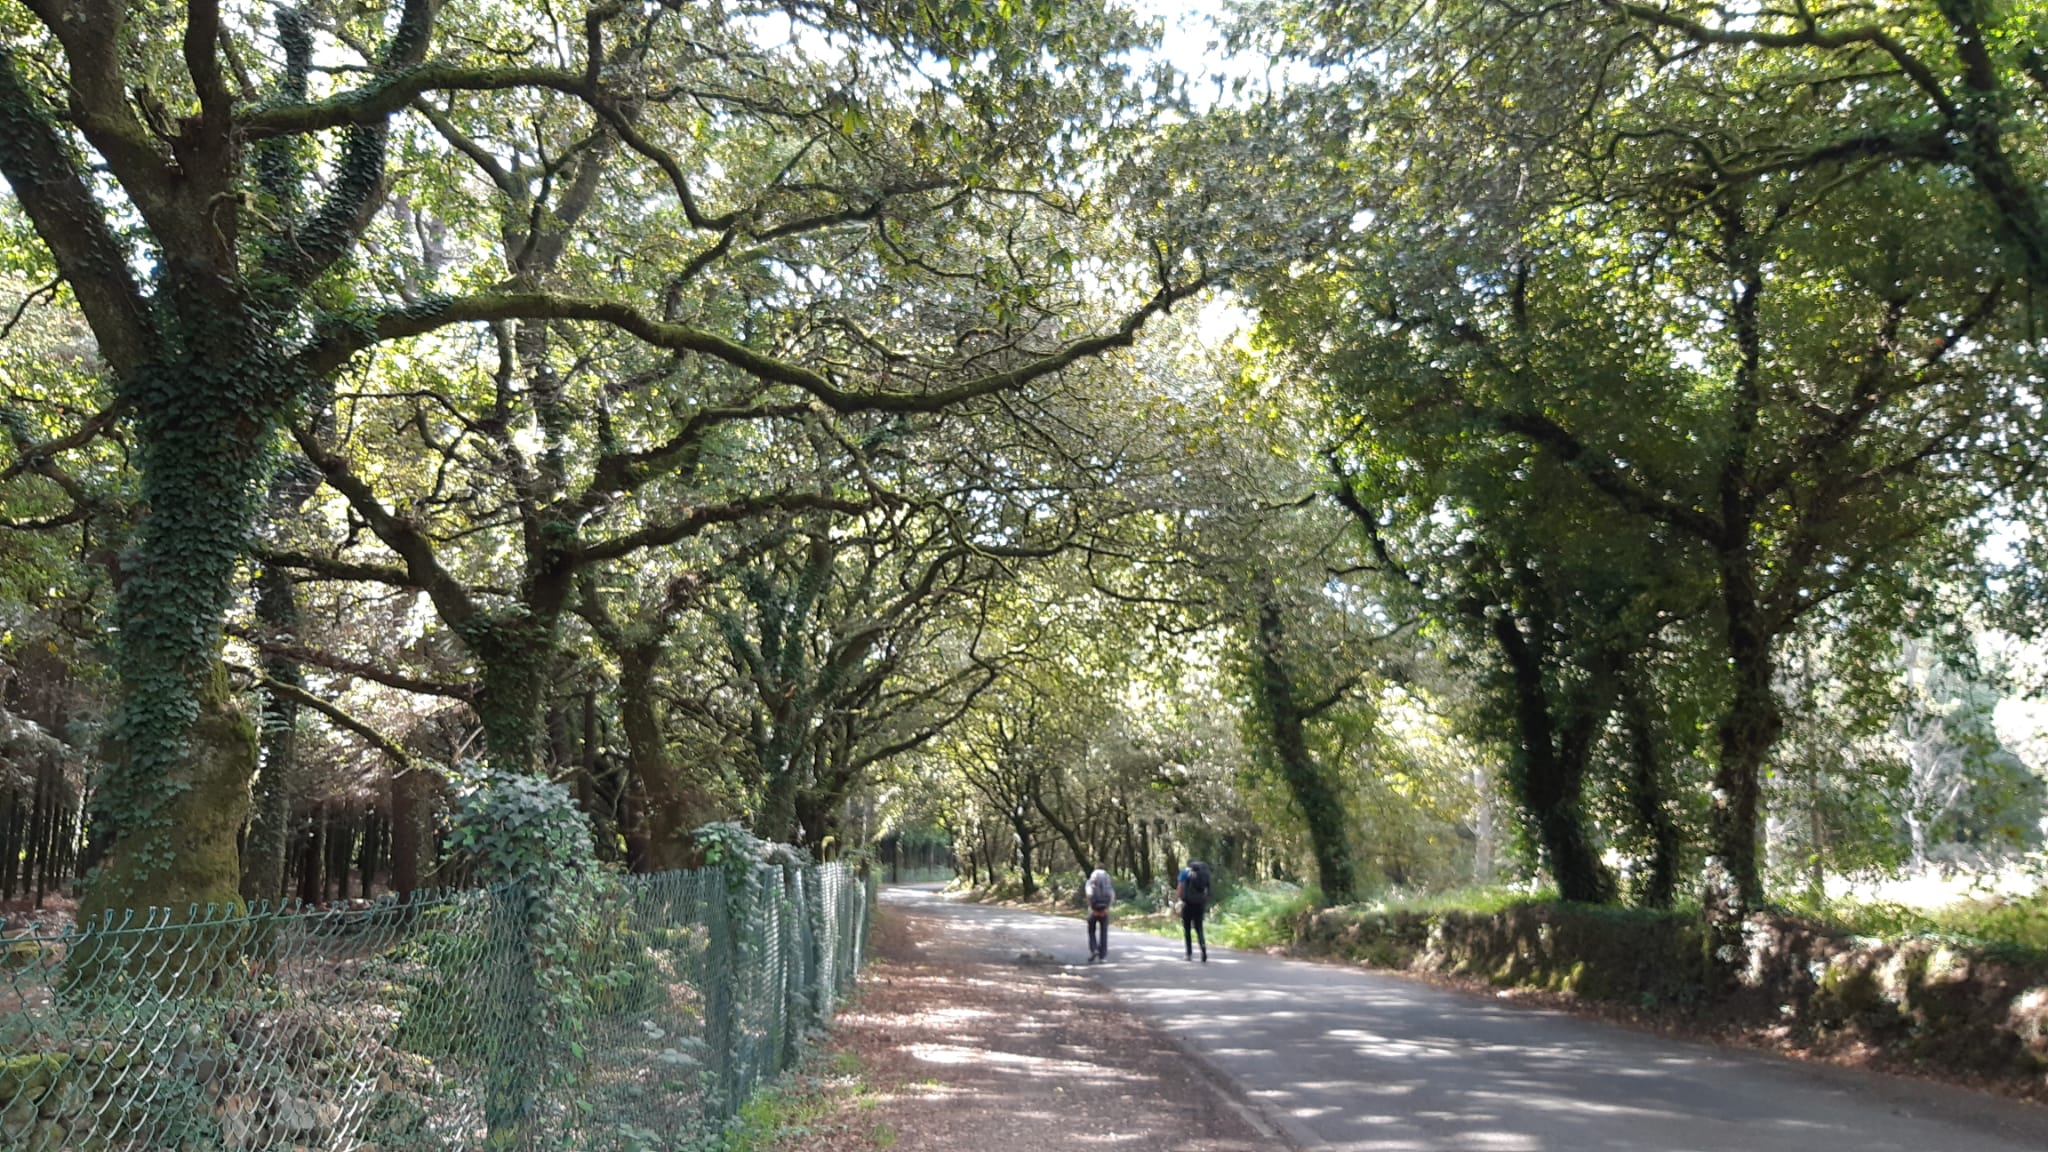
1249, 598, 1358, 905
0, 0, 433, 933
1618, 676, 1681, 909
1708, 214, 1777, 922
756, 741, 805, 845
79, 663, 258, 928
1487, 613, 1615, 905
82, 306, 292, 919
618, 648, 719, 870
465, 613, 561, 774
1712, 577, 1780, 917
243, 442, 326, 904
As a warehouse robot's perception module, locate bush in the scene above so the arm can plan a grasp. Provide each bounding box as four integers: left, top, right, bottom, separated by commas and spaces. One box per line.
1207, 883, 1315, 949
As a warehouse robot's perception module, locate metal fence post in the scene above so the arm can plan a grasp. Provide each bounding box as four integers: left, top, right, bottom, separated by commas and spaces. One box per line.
703, 864, 738, 1125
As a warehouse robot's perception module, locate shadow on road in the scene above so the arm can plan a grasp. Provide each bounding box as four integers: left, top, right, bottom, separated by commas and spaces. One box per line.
890, 889, 2048, 1152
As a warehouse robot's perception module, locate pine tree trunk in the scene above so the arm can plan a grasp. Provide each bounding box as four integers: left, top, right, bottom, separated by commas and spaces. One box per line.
390, 766, 426, 900
242, 561, 302, 904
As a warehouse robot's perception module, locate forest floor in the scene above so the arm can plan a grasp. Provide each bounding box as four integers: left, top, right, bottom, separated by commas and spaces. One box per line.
0, 892, 76, 936
750, 892, 1272, 1152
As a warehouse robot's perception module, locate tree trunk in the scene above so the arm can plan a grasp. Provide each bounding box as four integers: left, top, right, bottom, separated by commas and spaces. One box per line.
618, 648, 718, 871
466, 613, 560, 775
1012, 814, 1038, 898
1618, 678, 1680, 909
1488, 613, 1615, 904
359, 812, 380, 899
242, 561, 302, 905
1030, 784, 1092, 874
1712, 577, 1779, 917
81, 306, 287, 920
755, 734, 804, 845
297, 802, 325, 906
1708, 202, 1775, 922
1251, 598, 1358, 904
1, 785, 18, 900
78, 665, 257, 926
26, 760, 48, 907
390, 766, 425, 900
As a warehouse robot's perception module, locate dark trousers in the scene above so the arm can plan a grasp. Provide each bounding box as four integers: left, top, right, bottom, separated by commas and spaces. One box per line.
1088, 911, 1109, 956
1182, 902, 1207, 958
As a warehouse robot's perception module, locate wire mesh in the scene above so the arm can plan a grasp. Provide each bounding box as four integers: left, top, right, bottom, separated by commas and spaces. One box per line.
0, 862, 870, 1151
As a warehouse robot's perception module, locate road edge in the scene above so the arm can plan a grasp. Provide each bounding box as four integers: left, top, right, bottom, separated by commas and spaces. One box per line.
1132, 1004, 1332, 1152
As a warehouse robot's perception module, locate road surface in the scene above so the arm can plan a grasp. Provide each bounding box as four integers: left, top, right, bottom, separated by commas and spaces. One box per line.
884, 887, 2048, 1152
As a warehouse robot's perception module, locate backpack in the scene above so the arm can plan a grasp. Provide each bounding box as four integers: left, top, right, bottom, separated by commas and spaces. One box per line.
1182, 861, 1211, 907
1085, 871, 1113, 912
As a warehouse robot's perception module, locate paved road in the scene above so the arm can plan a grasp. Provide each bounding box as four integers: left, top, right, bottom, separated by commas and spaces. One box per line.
885, 888, 2048, 1152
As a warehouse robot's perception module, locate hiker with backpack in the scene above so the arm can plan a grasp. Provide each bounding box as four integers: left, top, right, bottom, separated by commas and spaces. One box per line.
1177, 860, 1211, 962
1084, 868, 1114, 961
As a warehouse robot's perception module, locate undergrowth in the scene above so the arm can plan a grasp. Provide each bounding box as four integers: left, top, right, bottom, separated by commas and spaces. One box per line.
724, 1048, 873, 1151
1781, 888, 2048, 956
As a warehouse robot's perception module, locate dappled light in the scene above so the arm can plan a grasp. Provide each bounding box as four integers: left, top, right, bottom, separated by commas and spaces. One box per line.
6, 0, 2048, 1143
894, 891, 2048, 1151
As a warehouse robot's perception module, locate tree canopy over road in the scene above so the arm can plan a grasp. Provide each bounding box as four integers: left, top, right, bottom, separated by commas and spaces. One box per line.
4, 0, 2048, 963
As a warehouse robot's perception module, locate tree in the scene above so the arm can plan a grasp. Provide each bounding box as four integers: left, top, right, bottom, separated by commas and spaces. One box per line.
0, 0, 1201, 912
1246, 0, 2033, 918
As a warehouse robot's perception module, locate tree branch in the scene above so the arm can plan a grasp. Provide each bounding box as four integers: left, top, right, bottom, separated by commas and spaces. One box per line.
255, 547, 420, 589
0, 49, 153, 375
1488, 408, 1723, 541
292, 276, 1203, 414
245, 671, 427, 768
574, 491, 872, 566
231, 631, 472, 699
292, 423, 481, 630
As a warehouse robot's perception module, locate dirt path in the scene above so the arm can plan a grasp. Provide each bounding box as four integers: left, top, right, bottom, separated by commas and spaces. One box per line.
799, 892, 1270, 1152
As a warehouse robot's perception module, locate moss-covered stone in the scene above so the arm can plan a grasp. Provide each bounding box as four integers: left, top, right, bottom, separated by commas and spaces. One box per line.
0, 1052, 71, 1100
1293, 897, 2048, 1085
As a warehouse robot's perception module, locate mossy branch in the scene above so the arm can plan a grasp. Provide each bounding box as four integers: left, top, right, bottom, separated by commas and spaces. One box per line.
243, 671, 424, 769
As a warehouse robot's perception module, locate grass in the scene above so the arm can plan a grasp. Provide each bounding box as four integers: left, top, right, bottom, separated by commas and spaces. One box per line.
1099, 882, 1319, 951
722, 1048, 878, 1152
1361, 885, 1555, 916
1781, 888, 2048, 957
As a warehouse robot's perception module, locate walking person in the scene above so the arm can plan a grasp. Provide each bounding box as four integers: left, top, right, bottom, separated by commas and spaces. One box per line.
1085, 867, 1115, 961
1178, 860, 1211, 962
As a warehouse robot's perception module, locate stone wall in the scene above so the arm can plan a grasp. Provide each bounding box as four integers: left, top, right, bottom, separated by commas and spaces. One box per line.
1294, 901, 2048, 1082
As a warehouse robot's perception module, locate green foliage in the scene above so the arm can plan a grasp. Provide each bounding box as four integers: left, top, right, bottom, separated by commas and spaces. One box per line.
446, 768, 598, 892
1789, 891, 2048, 959
1204, 881, 1316, 949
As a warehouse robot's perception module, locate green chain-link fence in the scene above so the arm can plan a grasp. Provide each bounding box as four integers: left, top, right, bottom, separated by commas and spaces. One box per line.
0, 861, 870, 1151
